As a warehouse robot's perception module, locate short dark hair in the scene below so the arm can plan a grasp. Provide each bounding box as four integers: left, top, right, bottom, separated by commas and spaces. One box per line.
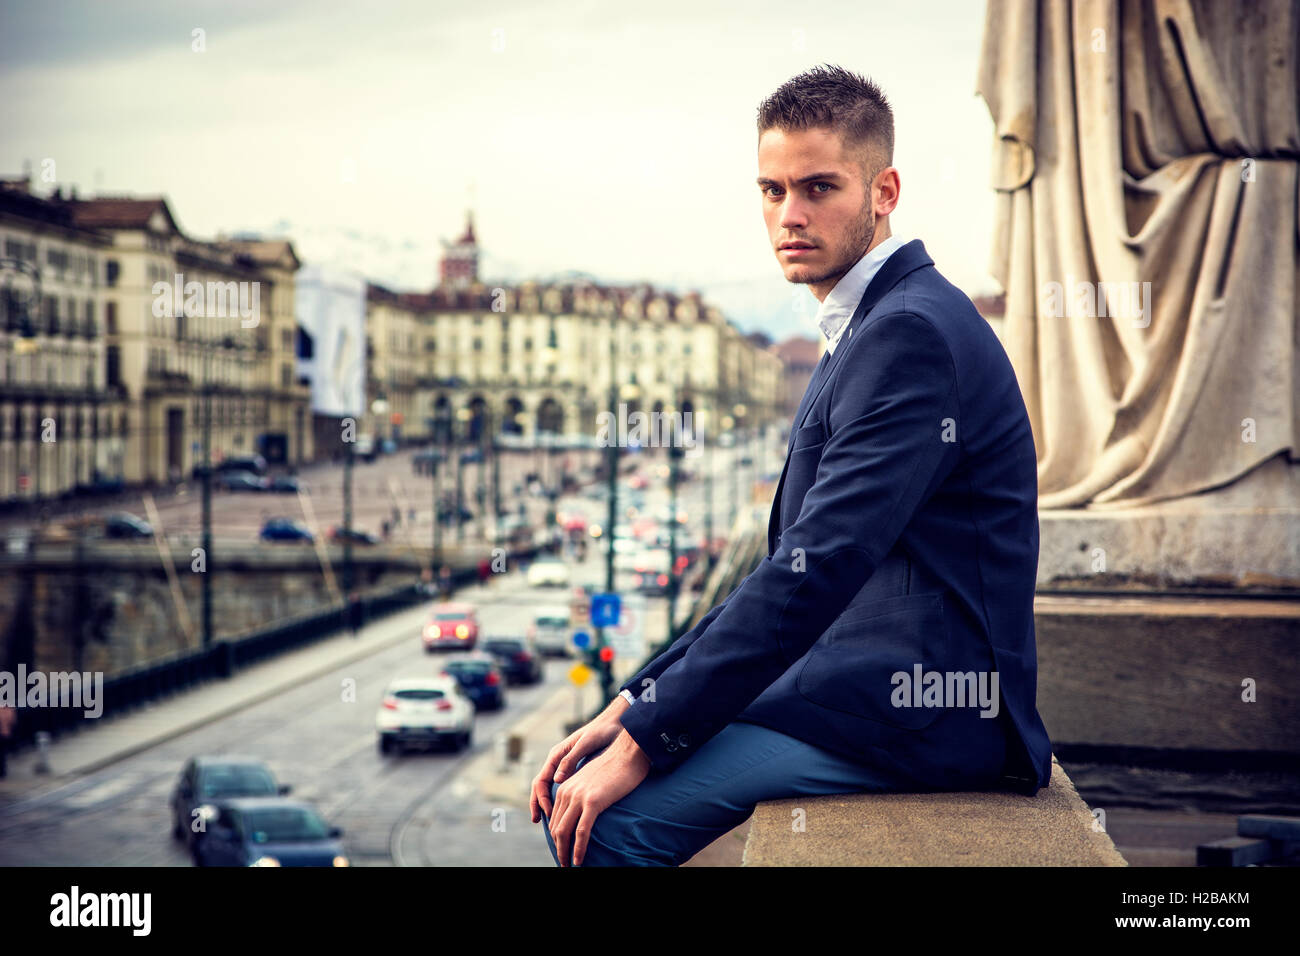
756, 64, 894, 183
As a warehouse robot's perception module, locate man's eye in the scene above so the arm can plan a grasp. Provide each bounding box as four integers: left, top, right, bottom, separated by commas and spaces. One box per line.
811, 182, 831, 193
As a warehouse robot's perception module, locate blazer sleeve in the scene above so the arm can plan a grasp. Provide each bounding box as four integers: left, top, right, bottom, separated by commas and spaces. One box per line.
620, 311, 961, 772
617, 587, 739, 702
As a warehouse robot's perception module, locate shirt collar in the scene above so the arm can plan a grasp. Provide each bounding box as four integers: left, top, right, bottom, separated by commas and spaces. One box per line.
814, 234, 906, 354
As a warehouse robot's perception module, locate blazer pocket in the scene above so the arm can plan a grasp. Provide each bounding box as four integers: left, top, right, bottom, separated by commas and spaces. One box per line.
790, 419, 826, 451
796, 593, 949, 730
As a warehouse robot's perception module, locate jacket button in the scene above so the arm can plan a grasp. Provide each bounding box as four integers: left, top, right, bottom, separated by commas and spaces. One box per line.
660, 732, 677, 753
677, 734, 690, 748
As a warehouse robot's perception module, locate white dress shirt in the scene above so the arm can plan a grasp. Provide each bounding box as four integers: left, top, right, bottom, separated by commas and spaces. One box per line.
813, 234, 906, 355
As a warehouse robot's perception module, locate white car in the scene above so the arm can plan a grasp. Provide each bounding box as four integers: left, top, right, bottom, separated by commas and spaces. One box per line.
376, 676, 474, 754
526, 557, 570, 588
531, 607, 574, 657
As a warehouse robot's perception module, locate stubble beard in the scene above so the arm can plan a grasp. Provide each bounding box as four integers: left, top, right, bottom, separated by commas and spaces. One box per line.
787, 197, 876, 288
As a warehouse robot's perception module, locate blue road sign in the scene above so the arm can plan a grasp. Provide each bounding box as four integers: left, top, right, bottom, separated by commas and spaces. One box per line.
590, 593, 621, 628
573, 630, 590, 648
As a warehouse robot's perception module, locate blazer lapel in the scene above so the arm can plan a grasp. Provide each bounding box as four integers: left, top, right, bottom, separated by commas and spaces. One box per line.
766, 239, 934, 555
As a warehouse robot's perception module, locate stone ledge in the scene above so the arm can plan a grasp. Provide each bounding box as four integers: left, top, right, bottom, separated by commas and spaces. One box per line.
742, 756, 1127, 866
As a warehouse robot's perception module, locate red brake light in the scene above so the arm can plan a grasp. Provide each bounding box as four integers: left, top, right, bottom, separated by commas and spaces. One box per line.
382, 697, 399, 710
436, 700, 453, 711
657, 574, 668, 585
486, 671, 500, 686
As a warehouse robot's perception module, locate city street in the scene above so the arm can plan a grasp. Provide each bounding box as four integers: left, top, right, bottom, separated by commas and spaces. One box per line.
0, 438, 773, 866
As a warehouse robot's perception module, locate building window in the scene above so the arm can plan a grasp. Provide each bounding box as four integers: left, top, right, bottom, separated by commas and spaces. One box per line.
106, 260, 120, 287
106, 301, 117, 334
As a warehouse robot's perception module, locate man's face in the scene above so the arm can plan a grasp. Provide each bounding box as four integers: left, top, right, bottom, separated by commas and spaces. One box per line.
757, 126, 879, 300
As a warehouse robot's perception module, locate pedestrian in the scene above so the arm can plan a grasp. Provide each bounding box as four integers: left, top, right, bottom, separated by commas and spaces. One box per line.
478, 557, 490, 585
0, 704, 16, 778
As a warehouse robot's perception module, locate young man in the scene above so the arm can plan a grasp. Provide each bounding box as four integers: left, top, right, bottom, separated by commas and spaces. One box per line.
532, 64, 1052, 867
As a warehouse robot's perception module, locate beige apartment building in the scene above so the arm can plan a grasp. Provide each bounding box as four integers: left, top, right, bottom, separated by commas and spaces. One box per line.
0, 179, 125, 505
61, 196, 313, 485
0, 179, 313, 506
359, 216, 785, 451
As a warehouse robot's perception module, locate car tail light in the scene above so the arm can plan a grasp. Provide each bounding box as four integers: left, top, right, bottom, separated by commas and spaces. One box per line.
657, 574, 668, 585
381, 697, 399, 710
486, 671, 500, 686
513, 652, 530, 662
436, 700, 453, 711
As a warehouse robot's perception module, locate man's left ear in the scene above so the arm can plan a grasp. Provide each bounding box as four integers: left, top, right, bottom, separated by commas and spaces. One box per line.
875, 167, 900, 216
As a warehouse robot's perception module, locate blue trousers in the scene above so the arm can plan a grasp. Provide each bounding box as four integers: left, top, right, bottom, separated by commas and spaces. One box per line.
539, 720, 916, 867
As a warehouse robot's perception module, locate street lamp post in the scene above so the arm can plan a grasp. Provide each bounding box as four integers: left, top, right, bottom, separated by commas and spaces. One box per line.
201, 336, 214, 649
455, 407, 470, 545
666, 400, 683, 636
733, 401, 747, 527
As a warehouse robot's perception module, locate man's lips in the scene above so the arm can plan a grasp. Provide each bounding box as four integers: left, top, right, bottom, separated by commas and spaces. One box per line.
780, 243, 815, 256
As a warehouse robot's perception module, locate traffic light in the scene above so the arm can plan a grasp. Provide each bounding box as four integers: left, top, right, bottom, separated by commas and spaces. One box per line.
598, 646, 615, 664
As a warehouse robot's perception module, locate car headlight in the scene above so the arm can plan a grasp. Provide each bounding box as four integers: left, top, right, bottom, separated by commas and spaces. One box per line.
333, 855, 350, 867
456, 624, 469, 637
250, 856, 281, 867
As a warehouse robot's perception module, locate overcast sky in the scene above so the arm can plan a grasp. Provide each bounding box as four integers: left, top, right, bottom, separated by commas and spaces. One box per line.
0, 0, 1000, 341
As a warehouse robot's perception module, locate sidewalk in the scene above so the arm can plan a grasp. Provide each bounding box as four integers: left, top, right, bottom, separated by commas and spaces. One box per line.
0, 600, 430, 801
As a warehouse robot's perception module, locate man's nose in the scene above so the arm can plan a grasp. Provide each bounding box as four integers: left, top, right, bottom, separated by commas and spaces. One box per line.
779, 195, 809, 230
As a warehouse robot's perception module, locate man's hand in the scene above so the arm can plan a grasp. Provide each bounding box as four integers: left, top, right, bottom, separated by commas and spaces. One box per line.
547, 729, 651, 867
529, 695, 629, 824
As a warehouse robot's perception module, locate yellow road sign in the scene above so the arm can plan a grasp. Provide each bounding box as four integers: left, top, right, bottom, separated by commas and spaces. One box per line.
569, 663, 592, 686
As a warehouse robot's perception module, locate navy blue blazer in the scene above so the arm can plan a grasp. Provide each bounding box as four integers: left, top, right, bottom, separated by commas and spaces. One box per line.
619, 239, 1053, 795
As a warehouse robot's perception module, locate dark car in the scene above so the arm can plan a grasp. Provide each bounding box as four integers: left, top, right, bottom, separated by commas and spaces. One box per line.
80, 474, 126, 496
170, 756, 288, 852
437, 502, 474, 526
104, 512, 153, 540
329, 526, 379, 545
260, 517, 313, 542
216, 469, 268, 491
441, 654, 506, 711
192, 797, 347, 867
216, 454, 268, 476
268, 475, 300, 493
482, 637, 544, 686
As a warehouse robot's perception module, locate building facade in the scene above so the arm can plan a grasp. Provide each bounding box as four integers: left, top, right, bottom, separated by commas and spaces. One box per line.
0, 180, 124, 506
61, 196, 312, 484
358, 216, 786, 452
